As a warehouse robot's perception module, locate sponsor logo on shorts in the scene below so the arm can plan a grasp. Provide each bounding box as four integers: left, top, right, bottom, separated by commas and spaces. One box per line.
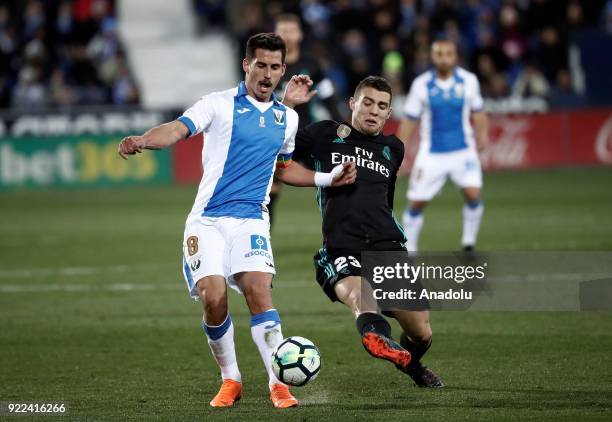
250, 235, 268, 251
245, 234, 273, 259
415, 167, 423, 181
190, 258, 201, 272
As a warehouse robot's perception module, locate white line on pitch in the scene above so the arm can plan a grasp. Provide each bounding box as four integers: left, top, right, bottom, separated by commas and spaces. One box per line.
0, 280, 315, 293
0, 264, 176, 279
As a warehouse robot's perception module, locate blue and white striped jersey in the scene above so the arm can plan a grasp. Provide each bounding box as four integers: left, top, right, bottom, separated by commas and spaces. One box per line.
178, 82, 298, 220
403, 67, 483, 153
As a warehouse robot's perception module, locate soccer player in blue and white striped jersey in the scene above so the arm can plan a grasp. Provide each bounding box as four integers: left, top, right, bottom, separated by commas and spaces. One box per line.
118, 33, 355, 409
397, 38, 489, 254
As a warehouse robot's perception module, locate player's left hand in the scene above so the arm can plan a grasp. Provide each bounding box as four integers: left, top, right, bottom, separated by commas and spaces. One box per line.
283, 74, 317, 108
330, 162, 357, 187
118, 135, 147, 160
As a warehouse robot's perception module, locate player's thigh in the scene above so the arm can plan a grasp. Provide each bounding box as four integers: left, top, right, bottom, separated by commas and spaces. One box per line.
227, 216, 275, 294
393, 309, 432, 343
450, 149, 483, 191
334, 276, 378, 316
408, 153, 448, 201
182, 218, 227, 299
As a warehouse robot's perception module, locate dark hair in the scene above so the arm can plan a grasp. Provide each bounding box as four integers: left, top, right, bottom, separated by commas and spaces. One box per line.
276, 13, 301, 27
431, 35, 457, 49
354, 76, 393, 101
245, 33, 286, 63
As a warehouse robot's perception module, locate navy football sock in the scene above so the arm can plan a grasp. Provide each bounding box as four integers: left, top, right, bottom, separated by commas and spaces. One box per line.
356, 312, 392, 337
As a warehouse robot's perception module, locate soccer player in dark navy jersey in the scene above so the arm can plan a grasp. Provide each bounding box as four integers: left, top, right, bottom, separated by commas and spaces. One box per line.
288, 76, 443, 388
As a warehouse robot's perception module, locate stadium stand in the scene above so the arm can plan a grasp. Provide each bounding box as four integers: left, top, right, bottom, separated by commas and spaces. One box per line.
1, 0, 611, 112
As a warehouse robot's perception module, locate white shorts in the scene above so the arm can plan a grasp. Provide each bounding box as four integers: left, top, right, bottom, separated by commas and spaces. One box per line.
408, 148, 483, 201
181, 215, 275, 298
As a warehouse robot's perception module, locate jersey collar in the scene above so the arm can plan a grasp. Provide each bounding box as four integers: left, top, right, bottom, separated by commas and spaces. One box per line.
237, 81, 281, 106
343, 121, 383, 140
429, 67, 462, 85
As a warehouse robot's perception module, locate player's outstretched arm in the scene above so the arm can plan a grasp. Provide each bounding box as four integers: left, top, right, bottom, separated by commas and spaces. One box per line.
118, 120, 190, 159
276, 161, 356, 187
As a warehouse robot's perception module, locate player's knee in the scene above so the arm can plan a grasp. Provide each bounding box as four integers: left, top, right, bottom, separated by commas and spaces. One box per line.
347, 288, 377, 314
199, 287, 227, 314
409, 201, 428, 211
242, 279, 271, 299
346, 288, 362, 309
239, 276, 273, 313
463, 189, 482, 204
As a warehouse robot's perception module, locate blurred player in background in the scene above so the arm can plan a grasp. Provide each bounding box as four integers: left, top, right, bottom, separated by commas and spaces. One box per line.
118, 33, 355, 409
288, 76, 443, 388
397, 39, 489, 254
266, 13, 343, 227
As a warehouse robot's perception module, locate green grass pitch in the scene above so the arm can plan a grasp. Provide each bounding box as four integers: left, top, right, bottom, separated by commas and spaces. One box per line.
1, 167, 612, 420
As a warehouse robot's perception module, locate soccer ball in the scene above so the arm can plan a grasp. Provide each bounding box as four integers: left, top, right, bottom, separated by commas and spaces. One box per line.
272, 336, 321, 387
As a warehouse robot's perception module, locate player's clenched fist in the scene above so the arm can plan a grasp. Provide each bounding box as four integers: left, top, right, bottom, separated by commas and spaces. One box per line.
331, 162, 357, 187
118, 135, 147, 160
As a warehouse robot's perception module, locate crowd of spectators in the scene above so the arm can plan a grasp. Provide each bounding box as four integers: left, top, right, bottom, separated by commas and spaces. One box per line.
0, 0, 139, 110
196, 0, 610, 110
2, 1, 610, 111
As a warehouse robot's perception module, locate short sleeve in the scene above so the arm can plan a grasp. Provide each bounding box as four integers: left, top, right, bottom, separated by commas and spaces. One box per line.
403, 78, 426, 120
468, 75, 484, 112
395, 139, 405, 173
178, 94, 215, 137
291, 123, 318, 170
277, 108, 298, 168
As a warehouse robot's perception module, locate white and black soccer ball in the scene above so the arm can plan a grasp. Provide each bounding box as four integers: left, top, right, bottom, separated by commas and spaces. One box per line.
272, 336, 321, 387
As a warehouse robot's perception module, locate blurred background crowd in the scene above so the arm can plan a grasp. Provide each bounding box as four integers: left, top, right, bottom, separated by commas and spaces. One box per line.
2, 0, 611, 111
0, 0, 138, 110
216, 0, 611, 111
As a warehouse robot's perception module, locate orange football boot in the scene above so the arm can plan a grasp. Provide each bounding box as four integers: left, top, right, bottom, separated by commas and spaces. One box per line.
361, 331, 412, 369
209, 379, 242, 407
270, 384, 298, 408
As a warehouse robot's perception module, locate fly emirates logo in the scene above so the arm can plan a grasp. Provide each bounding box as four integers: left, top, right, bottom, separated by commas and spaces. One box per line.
331, 147, 390, 178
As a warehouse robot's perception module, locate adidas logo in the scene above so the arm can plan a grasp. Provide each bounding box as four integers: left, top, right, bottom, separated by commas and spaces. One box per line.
332, 137, 346, 143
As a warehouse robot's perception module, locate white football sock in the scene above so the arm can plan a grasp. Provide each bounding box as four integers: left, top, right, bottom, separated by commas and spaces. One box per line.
403, 208, 424, 253
462, 201, 484, 247
250, 309, 284, 388
202, 314, 241, 382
